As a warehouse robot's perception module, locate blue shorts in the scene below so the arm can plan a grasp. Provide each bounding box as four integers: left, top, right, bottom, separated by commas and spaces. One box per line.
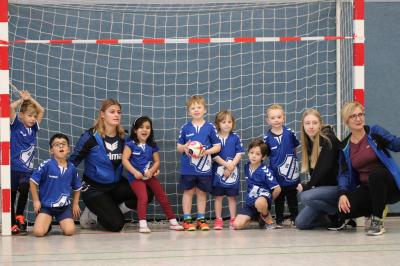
40, 206, 73, 222
211, 186, 239, 197
180, 175, 212, 193
238, 196, 272, 219
11, 171, 31, 191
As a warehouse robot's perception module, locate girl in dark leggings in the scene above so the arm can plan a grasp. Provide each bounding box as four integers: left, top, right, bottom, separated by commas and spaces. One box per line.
70, 99, 153, 232
334, 101, 400, 236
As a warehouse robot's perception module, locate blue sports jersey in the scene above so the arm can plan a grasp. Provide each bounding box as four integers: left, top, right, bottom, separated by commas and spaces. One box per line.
10, 117, 38, 173
263, 126, 300, 186
244, 162, 279, 206
125, 140, 159, 183
212, 132, 245, 189
30, 159, 82, 208
178, 121, 221, 176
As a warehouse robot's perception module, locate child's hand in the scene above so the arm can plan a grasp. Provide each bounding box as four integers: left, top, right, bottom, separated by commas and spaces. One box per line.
134, 172, 145, 180
296, 183, 303, 192
144, 169, 153, 179
184, 142, 191, 157
33, 200, 41, 214
225, 161, 235, 172
154, 169, 160, 177
20, 90, 31, 101
223, 168, 232, 178
72, 204, 81, 219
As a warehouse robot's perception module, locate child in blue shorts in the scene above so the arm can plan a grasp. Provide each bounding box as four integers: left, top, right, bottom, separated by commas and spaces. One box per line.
30, 133, 82, 236
211, 111, 244, 230
177, 95, 221, 231
233, 139, 281, 230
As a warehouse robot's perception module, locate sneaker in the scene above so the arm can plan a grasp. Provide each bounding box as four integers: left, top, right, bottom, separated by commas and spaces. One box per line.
11, 225, 20, 235
229, 217, 235, 230
183, 220, 196, 231
80, 207, 97, 229
139, 226, 151, 233
15, 215, 27, 232
169, 224, 184, 231
213, 218, 223, 230
290, 220, 296, 228
275, 221, 283, 229
197, 219, 210, 231
346, 219, 357, 228
260, 213, 276, 230
327, 217, 346, 231
367, 216, 386, 236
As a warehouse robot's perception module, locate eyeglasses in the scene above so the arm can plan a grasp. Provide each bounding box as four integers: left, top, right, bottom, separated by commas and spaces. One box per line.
348, 112, 365, 120
52, 142, 68, 148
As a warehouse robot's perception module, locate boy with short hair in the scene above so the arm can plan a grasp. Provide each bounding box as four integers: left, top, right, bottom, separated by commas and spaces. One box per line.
177, 95, 221, 231
10, 90, 44, 234
264, 104, 300, 228
30, 133, 82, 237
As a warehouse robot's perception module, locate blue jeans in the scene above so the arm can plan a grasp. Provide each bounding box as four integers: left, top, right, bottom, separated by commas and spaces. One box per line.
295, 186, 338, 230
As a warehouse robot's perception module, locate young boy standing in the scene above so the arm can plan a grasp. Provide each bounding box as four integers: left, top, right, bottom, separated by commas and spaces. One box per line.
177, 95, 221, 231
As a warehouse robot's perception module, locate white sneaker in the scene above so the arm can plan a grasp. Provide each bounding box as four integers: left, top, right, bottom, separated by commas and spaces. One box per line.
139, 226, 151, 233
80, 207, 97, 229
169, 224, 184, 231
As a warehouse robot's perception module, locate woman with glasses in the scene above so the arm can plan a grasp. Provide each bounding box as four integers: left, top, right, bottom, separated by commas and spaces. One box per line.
332, 101, 400, 235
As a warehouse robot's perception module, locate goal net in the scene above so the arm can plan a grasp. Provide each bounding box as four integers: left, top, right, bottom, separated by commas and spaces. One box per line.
6, 0, 354, 222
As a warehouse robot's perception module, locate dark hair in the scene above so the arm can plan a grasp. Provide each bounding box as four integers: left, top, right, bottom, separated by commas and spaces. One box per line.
130, 116, 156, 147
49, 133, 70, 147
248, 139, 268, 158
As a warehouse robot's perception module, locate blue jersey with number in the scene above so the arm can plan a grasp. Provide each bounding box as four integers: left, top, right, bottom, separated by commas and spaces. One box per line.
10, 117, 39, 173
244, 162, 279, 206
30, 159, 82, 208
212, 132, 244, 189
125, 140, 159, 183
263, 126, 300, 186
178, 121, 221, 176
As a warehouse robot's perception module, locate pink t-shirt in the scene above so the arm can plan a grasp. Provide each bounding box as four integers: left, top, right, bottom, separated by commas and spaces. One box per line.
350, 135, 384, 184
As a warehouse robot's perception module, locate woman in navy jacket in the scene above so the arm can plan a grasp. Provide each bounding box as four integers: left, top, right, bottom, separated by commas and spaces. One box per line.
335, 101, 400, 236
70, 99, 153, 232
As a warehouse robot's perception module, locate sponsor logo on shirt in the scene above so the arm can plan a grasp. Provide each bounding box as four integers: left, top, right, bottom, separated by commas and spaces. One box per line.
49, 175, 59, 179
105, 141, 119, 152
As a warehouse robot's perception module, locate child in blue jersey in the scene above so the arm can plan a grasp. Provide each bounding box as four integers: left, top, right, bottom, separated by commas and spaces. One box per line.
264, 104, 300, 228
122, 116, 183, 233
212, 111, 244, 230
30, 133, 82, 237
177, 95, 221, 231
233, 139, 281, 230
9, 90, 44, 234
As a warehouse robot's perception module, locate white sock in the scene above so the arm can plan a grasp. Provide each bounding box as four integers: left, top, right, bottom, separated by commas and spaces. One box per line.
169, 218, 178, 226
119, 202, 132, 214
139, 220, 148, 228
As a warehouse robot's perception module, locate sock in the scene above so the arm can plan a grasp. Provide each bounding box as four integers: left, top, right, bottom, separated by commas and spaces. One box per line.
197, 213, 205, 221
119, 202, 132, 214
139, 220, 148, 228
183, 214, 192, 221
169, 218, 178, 226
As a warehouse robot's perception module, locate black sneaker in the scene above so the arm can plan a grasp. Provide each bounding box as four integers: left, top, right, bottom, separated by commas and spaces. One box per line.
366, 216, 385, 236
327, 217, 346, 231
346, 219, 357, 228
15, 215, 27, 233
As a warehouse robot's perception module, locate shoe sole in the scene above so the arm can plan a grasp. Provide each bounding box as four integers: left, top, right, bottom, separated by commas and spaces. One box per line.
367, 228, 386, 236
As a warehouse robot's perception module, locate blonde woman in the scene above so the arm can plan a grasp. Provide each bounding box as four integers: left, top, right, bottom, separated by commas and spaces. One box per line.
295, 109, 341, 229
332, 101, 400, 236
70, 99, 154, 232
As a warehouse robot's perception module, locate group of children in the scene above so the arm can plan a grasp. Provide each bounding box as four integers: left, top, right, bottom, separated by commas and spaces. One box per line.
10, 92, 300, 236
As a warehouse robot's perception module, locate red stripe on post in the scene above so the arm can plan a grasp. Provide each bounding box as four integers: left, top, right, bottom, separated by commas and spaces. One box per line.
50, 40, 73, 44
0, 94, 10, 117
354, 0, 365, 20
1, 141, 10, 165
0, 46, 8, 70
234, 37, 256, 43
0, 0, 8, 22
142, 39, 165, 44
96, 39, 118, 44
2, 189, 11, 213
354, 89, 365, 106
188, 38, 211, 43
280, 37, 301, 42
354, 43, 364, 66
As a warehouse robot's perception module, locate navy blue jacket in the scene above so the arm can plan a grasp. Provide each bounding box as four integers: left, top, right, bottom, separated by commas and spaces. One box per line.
70, 129, 124, 184
338, 125, 400, 196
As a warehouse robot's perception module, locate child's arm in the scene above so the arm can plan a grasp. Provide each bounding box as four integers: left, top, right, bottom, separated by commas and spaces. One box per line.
144, 152, 160, 179
29, 180, 41, 214
71, 190, 81, 219
10, 95, 24, 122
122, 146, 144, 180
226, 153, 243, 172
177, 143, 190, 156
202, 144, 221, 156
272, 185, 281, 200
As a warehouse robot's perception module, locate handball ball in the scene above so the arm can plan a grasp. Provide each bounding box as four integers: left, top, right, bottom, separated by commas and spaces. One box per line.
187, 141, 204, 158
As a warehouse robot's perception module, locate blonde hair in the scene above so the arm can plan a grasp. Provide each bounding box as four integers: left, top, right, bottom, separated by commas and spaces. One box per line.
93, 99, 125, 138
266, 104, 285, 117
214, 110, 236, 133
186, 95, 207, 110
341, 101, 364, 125
20, 100, 38, 114
300, 109, 331, 173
